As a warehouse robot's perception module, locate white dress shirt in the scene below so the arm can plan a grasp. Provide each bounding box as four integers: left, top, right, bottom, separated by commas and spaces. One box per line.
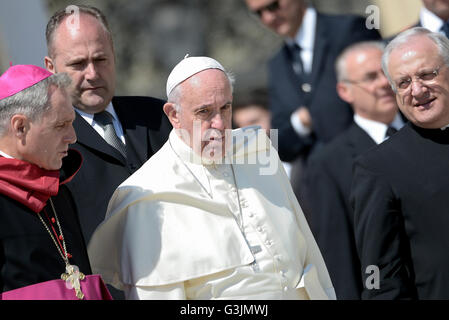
354, 113, 405, 145
76, 102, 126, 145
289, 7, 317, 137
88, 127, 335, 300
420, 6, 446, 33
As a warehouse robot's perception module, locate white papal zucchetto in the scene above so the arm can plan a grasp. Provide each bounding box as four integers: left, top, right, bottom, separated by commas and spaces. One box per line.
166, 55, 226, 98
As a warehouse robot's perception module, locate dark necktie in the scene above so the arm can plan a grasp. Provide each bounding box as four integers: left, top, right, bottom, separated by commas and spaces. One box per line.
440, 21, 449, 38
289, 43, 304, 76
94, 111, 127, 158
385, 126, 398, 139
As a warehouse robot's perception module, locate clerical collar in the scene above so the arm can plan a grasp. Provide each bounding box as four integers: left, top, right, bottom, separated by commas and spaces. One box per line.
0, 149, 81, 213
0, 149, 13, 158
441, 123, 449, 130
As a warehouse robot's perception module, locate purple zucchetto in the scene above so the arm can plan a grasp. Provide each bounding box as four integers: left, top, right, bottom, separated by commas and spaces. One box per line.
0, 65, 53, 100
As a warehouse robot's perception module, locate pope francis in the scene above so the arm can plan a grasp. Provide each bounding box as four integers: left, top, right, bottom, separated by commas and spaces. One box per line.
87, 56, 336, 300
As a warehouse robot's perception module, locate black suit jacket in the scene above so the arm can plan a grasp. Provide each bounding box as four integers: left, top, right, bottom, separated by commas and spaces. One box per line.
350, 123, 449, 299
268, 13, 381, 162
67, 96, 171, 245
305, 123, 377, 299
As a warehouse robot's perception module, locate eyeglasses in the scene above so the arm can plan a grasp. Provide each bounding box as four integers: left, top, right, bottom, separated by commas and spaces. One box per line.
251, 0, 280, 18
393, 66, 442, 94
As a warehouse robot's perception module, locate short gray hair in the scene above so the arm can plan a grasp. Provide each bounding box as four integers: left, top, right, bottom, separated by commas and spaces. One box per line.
0, 73, 71, 136
168, 69, 235, 113
335, 41, 386, 82
382, 27, 449, 92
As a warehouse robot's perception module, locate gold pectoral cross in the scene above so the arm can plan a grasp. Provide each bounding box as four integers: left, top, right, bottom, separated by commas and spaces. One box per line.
61, 264, 86, 300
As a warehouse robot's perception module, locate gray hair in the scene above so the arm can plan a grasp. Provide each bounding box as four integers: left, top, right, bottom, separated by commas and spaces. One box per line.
46, 5, 113, 58
382, 27, 449, 92
168, 70, 236, 113
335, 41, 386, 82
0, 73, 71, 136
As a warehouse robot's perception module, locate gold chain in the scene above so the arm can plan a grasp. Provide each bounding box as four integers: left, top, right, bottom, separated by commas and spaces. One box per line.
36, 198, 69, 267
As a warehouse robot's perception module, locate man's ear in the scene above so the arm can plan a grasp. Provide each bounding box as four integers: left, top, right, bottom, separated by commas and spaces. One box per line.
10, 114, 30, 138
336, 82, 354, 104
163, 102, 181, 129
44, 56, 56, 74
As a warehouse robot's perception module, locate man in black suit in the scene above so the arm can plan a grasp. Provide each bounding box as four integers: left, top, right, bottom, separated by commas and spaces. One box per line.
44, 6, 171, 246
420, 0, 449, 35
244, 0, 381, 213
244, 0, 381, 163
351, 27, 449, 299
305, 41, 404, 299
385, 0, 449, 42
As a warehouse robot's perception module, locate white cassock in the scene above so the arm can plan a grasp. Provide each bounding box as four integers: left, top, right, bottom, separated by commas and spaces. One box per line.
88, 126, 336, 300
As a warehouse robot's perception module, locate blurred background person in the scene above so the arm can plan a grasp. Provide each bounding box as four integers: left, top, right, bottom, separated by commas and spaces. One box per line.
304, 41, 404, 299
233, 88, 271, 136
233, 87, 292, 177
243, 0, 381, 217
415, 0, 449, 35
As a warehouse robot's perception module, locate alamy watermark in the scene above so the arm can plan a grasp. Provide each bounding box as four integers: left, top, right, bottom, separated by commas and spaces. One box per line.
365, 5, 380, 30
65, 5, 80, 33
365, 265, 380, 290
174, 122, 279, 176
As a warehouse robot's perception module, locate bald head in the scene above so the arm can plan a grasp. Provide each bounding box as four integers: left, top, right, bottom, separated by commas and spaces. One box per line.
44, 7, 116, 114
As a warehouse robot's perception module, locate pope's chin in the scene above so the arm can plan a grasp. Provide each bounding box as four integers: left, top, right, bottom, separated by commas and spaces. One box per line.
201, 140, 228, 163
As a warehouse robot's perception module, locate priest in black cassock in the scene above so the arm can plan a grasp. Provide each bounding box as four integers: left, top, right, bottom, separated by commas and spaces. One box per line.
351, 27, 449, 299
0, 65, 109, 299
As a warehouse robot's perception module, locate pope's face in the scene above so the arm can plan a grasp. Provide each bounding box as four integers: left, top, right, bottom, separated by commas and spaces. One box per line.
173, 69, 233, 161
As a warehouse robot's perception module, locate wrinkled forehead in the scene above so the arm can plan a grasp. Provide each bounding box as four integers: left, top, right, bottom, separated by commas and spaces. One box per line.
388, 37, 441, 74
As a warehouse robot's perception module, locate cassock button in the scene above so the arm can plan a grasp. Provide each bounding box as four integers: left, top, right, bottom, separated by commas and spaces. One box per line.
301, 83, 312, 93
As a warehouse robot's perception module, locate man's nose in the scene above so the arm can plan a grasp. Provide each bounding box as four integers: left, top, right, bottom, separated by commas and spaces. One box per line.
377, 73, 390, 88
67, 125, 77, 144
260, 9, 277, 25
85, 62, 99, 80
211, 113, 225, 130
410, 79, 429, 98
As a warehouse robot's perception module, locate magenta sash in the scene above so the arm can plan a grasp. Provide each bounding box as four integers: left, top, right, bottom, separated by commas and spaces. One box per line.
0, 274, 113, 300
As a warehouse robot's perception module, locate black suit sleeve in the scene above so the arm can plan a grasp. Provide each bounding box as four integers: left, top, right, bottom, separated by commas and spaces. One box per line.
305, 155, 361, 299
350, 160, 417, 299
